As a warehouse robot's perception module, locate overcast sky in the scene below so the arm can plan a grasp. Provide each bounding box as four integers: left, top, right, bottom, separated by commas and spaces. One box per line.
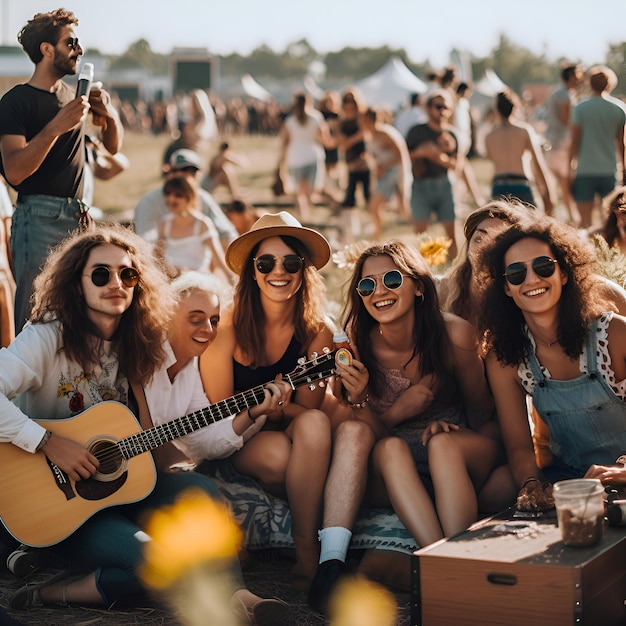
3, 0, 625, 71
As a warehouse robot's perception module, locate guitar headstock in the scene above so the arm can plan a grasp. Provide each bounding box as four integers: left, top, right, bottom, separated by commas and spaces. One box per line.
287, 348, 347, 391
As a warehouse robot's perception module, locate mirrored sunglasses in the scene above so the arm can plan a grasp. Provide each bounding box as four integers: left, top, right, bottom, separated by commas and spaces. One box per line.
357, 269, 407, 297
253, 254, 304, 274
504, 256, 557, 286
86, 266, 139, 288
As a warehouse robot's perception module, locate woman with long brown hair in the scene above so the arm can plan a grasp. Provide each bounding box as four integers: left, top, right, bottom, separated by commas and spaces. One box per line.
199, 211, 334, 587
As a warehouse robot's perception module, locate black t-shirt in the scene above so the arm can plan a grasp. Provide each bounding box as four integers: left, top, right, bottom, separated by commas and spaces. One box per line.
0, 82, 85, 199
406, 123, 457, 180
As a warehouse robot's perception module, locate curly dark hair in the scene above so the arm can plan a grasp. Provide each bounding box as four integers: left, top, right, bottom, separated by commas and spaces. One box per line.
341, 241, 450, 399
442, 200, 529, 322
29, 224, 174, 385
231, 235, 327, 368
475, 216, 607, 365
18, 8, 78, 64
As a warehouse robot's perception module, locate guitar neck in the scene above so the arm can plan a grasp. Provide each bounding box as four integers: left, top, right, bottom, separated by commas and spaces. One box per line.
119, 383, 270, 459
117, 348, 338, 460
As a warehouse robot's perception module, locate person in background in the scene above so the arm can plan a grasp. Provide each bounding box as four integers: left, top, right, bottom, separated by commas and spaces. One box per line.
0, 8, 123, 331
477, 215, 626, 512
406, 89, 459, 257
542, 63, 584, 225
143, 270, 288, 625
155, 175, 234, 282
570, 65, 626, 229
202, 141, 247, 201
278, 92, 332, 223
337, 87, 371, 240
225, 198, 260, 236
485, 90, 556, 212
199, 211, 334, 590
1, 225, 220, 612
394, 92, 428, 140
134, 148, 237, 247
361, 108, 412, 238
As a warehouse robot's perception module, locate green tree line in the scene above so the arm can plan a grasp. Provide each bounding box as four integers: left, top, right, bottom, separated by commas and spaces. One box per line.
95, 34, 626, 96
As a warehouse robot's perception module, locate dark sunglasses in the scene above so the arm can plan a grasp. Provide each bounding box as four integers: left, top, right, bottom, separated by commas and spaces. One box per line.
432, 103, 449, 111
86, 266, 139, 288
62, 37, 81, 51
504, 256, 558, 286
253, 254, 304, 274
357, 269, 408, 297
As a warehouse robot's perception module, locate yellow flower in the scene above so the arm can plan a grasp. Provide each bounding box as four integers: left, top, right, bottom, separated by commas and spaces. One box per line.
418, 236, 452, 267
57, 384, 74, 398
329, 577, 397, 626
139, 487, 242, 589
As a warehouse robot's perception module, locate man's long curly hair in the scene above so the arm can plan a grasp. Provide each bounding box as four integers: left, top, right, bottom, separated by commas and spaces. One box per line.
476, 216, 608, 365
231, 235, 327, 368
342, 241, 450, 399
18, 8, 78, 64
29, 224, 175, 385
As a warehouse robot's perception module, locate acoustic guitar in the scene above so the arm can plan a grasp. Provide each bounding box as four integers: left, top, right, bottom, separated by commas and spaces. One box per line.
0, 349, 344, 547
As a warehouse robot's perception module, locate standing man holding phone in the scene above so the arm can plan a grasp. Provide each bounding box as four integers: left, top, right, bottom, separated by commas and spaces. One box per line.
0, 8, 123, 332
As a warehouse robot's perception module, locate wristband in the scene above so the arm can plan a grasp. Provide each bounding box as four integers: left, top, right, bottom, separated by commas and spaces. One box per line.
247, 408, 256, 423
36, 430, 52, 452
348, 393, 369, 409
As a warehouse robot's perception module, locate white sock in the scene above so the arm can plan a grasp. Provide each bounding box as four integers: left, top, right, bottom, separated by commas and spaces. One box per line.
318, 526, 352, 564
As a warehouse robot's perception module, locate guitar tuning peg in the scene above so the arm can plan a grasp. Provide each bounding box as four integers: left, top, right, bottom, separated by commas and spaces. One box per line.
308, 383, 316, 391
297, 357, 306, 365
318, 380, 325, 388
311, 351, 318, 358
322, 346, 330, 354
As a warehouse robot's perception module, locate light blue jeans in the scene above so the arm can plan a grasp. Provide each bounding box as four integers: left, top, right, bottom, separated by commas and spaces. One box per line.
11, 195, 89, 331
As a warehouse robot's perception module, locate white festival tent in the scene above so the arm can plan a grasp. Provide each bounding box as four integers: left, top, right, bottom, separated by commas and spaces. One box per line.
353, 57, 428, 111
240, 73, 274, 102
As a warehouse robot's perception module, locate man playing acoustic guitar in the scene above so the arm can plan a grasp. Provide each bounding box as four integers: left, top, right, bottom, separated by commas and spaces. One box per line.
0, 225, 286, 623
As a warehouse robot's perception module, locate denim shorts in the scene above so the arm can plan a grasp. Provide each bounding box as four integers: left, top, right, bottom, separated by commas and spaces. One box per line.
411, 175, 455, 222
572, 175, 616, 202
289, 162, 318, 185
375, 166, 399, 200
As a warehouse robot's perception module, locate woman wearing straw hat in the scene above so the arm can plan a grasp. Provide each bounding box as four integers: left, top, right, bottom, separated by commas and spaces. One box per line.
199, 211, 335, 589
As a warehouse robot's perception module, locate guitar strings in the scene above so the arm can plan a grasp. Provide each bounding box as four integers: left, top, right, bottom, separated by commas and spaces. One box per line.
85, 355, 337, 466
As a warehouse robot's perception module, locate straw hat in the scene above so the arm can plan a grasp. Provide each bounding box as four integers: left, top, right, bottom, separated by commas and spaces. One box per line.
225, 211, 331, 274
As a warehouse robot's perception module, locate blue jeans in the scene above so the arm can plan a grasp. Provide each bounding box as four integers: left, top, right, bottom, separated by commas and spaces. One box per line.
45, 471, 241, 606
11, 195, 89, 331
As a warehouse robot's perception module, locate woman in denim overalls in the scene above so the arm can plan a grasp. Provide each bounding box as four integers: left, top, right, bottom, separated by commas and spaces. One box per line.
477, 215, 626, 511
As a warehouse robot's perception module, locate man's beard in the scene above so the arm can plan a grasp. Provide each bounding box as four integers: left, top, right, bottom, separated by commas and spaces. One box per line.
52, 50, 78, 77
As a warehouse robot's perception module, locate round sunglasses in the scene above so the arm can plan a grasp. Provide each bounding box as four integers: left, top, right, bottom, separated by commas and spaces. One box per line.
357, 269, 409, 297
85, 266, 140, 288
253, 254, 304, 274
504, 256, 558, 286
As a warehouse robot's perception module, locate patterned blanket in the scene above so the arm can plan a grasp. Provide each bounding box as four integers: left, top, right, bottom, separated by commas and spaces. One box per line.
198, 460, 418, 554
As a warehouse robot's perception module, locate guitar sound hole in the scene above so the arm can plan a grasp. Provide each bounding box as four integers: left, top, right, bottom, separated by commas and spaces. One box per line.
90, 440, 124, 479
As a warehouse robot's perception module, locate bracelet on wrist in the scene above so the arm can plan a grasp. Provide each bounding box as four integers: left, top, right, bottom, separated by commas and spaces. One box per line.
247, 408, 256, 423
348, 393, 370, 409
36, 430, 52, 452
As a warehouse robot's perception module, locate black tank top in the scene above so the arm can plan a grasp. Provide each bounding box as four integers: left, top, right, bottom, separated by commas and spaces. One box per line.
233, 335, 304, 392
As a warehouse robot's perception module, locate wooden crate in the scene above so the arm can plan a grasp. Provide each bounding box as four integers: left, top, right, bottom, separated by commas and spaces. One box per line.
412, 511, 626, 626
